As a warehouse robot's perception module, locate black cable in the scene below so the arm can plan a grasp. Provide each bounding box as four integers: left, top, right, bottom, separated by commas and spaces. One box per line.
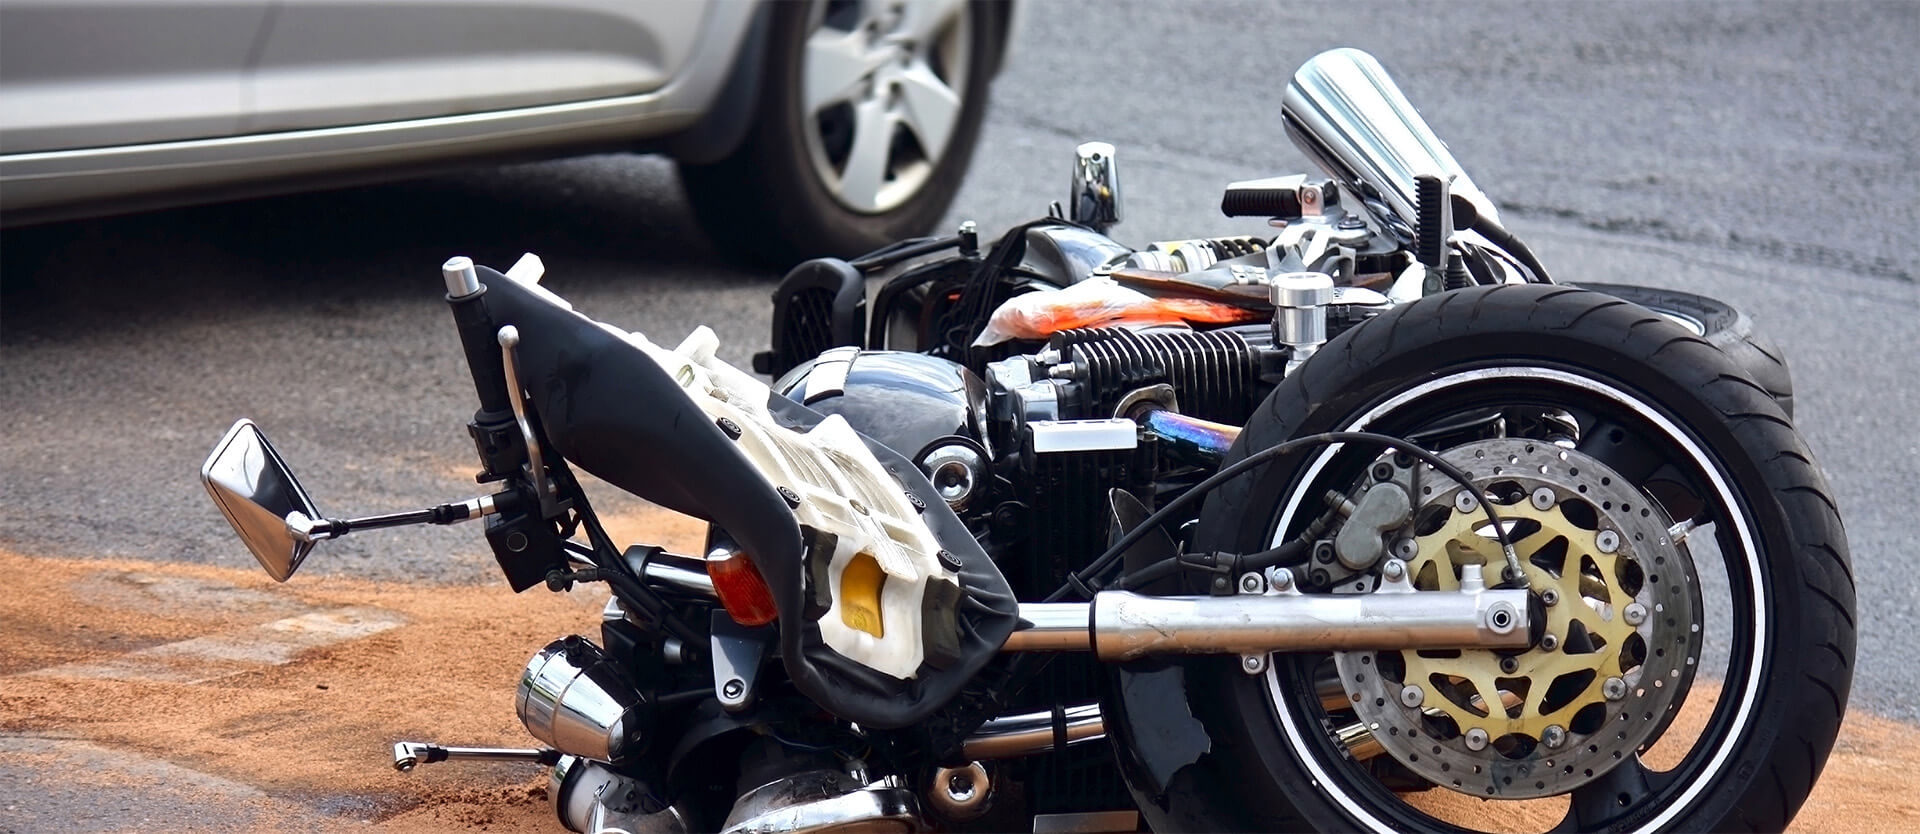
1048, 431, 1518, 602
1469, 215, 1555, 285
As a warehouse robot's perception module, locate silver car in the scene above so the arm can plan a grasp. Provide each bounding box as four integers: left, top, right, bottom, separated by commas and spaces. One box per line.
0, 0, 1016, 261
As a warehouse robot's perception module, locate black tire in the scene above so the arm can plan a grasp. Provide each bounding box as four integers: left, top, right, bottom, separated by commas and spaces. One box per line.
1577, 283, 1794, 418
679, 0, 998, 267
1116, 285, 1853, 832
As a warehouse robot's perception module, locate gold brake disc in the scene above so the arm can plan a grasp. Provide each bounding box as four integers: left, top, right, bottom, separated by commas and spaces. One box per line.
1332, 439, 1702, 799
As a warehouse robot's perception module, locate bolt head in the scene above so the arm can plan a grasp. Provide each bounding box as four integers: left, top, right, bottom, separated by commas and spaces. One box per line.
1596, 530, 1620, 554
1240, 573, 1264, 593
1484, 602, 1517, 635
723, 679, 745, 699
1454, 490, 1480, 513
1382, 559, 1407, 581
1241, 654, 1266, 674
1530, 487, 1555, 511
1540, 633, 1560, 651
1542, 725, 1567, 748
1392, 538, 1419, 560
1603, 677, 1627, 700
1268, 568, 1295, 591
1464, 728, 1489, 751
1400, 684, 1424, 708
1540, 588, 1560, 606
1623, 602, 1648, 626
1372, 462, 1395, 481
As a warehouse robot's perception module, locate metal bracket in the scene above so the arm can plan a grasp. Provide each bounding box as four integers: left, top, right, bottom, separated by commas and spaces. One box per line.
710, 613, 769, 712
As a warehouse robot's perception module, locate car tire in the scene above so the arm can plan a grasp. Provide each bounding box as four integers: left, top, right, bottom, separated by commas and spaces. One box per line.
680, 0, 999, 267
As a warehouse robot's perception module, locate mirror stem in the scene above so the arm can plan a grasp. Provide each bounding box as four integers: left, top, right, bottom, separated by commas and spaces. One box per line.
288, 493, 509, 542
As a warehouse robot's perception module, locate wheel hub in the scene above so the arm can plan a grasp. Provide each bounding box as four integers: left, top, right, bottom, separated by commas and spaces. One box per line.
1333, 439, 1701, 798
801, 0, 971, 214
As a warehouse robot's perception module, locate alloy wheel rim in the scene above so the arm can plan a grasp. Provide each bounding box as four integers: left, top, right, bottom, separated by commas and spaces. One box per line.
1259, 366, 1767, 832
800, 0, 973, 214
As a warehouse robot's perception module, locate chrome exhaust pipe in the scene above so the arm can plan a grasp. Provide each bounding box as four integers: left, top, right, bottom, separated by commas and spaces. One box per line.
960, 704, 1106, 760
1001, 577, 1531, 660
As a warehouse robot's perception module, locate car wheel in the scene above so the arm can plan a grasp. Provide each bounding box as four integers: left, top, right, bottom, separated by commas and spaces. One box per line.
681, 0, 998, 267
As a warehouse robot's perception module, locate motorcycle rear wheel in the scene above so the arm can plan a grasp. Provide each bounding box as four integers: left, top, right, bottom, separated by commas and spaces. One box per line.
1111, 285, 1854, 832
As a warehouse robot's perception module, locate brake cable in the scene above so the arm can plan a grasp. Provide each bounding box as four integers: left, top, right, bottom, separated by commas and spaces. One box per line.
1046, 431, 1523, 602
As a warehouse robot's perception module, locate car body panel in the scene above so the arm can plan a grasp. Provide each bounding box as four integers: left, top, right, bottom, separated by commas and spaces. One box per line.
245, 0, 706, 133
0, 0, 758, 223
0, 0, 273, 151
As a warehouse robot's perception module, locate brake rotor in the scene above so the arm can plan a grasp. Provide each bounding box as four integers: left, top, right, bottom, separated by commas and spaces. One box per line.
1333, 439, 1702, 799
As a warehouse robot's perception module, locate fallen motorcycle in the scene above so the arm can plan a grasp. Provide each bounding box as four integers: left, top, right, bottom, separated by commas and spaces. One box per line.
202, 48, 1852, 832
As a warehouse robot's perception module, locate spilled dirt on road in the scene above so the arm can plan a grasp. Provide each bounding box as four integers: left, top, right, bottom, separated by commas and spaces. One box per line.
0, 503, 1912, 831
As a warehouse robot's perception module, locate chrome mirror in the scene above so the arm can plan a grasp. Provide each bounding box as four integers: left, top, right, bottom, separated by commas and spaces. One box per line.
1280, 48, 1497, 237
200, 419, 323, 582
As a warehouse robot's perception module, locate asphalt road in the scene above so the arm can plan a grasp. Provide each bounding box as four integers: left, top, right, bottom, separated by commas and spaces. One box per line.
1, 0, 1915, 742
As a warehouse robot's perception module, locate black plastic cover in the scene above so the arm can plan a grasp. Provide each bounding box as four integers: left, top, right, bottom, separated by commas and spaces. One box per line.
470, 268, 1016, 729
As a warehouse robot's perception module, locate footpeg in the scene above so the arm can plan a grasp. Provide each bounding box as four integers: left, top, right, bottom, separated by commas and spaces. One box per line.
391, 741, 560, 772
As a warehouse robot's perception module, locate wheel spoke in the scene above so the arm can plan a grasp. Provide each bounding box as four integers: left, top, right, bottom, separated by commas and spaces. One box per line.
1551, 755, 1674, 832
836, 98, 895, 210
893, 62, 961, 160
897, 0, 965, 45
805, 27, 881, 115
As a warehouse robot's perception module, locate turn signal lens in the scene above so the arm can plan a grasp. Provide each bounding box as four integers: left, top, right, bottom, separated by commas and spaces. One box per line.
707, 549, 779, 626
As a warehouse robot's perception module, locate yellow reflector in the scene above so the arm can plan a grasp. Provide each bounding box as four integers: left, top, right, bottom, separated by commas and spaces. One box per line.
839, 552, 887, 638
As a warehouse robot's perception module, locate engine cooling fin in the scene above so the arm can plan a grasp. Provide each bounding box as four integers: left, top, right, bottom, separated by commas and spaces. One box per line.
1049, 328, 1261, 423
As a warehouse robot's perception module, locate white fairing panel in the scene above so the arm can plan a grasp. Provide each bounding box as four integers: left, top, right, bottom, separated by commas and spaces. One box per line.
630, 326, 952, 680
501, 261, 952, 680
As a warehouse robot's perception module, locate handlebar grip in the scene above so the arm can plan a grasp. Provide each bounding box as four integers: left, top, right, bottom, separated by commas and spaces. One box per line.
444, 264, 513, 420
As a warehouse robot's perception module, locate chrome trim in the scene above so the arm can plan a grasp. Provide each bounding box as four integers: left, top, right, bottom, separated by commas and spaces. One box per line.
516, 638, 647, 764
550, 755, 689, 834
1028, 419, 1138, 453
720, 770, 924, 834
441, 255, 480, 298
1070, 141, 1121, 232
199, 418, 323, 583
801, 346, 860, 405
1281, 48, 1496, 233
1000, 602, 1092, 652
390, 741, 549, 772
1088, 587, 1531, 661
960, 704, 1105, 760
626, 549, 716, 598
927, 762, 991, 820
496, 326, 553, 501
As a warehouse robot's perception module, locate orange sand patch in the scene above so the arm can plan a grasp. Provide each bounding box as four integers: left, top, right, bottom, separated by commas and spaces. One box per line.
0, 504, 1907, 831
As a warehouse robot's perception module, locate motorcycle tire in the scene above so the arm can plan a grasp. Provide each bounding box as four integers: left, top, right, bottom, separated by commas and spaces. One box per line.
1576, 282, 1794, 418
679, 0, 999, 267
1108, 284, 1854, 832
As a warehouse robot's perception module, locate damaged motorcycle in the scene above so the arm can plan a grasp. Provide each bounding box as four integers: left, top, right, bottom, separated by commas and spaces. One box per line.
201, 48, 1853, 832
